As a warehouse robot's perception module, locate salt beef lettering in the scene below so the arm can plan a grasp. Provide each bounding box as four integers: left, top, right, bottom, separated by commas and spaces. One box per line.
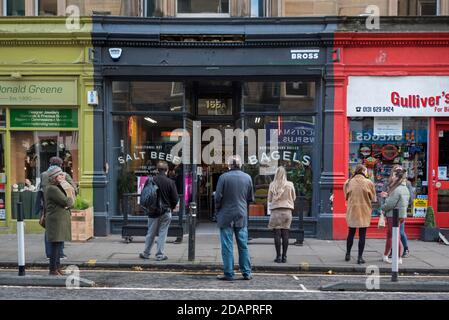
118, 152, 181, 165
391, 91, 449, 108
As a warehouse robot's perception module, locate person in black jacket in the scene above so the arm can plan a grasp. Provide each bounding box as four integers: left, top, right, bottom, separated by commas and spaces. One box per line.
139, 161, 179, 261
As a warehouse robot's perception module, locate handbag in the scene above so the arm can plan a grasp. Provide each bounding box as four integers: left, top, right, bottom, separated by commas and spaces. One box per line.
377, 212, 385, 228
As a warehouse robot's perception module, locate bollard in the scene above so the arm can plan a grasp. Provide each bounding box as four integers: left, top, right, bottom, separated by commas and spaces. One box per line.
17, 202, 26, 276
188, 202, 197, 261
391, 208, 399, 282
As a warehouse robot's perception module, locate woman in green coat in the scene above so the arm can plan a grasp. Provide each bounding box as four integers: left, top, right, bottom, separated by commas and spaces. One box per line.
44, 166, 74, 276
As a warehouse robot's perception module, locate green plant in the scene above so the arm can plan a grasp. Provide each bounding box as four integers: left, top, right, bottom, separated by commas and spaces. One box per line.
289, 164, 312, 199
73, 194, 89, 210
424, 206, 436, 228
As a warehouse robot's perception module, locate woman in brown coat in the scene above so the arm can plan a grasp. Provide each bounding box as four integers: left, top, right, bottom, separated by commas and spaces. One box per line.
343, 164, 376, 264
267, 166, 296, 263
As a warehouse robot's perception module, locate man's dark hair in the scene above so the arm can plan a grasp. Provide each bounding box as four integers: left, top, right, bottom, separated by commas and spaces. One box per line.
157, 161, 169, 173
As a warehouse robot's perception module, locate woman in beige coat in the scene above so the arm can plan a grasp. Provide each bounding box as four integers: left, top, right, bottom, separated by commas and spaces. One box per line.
267, 166, 296, 263
344, 164, 376, 264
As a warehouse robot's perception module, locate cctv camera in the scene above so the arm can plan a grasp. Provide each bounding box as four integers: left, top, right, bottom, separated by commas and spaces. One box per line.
109, 48, 122, 61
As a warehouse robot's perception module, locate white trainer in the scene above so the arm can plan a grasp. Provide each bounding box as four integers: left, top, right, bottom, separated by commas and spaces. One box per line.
398, 258, 403, 264
383, 255, 391, 263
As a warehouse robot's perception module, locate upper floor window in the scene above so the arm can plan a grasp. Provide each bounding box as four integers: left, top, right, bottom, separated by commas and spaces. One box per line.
66, 0, 141, 16
5, 0, 25, 16
419, 0, 437, 15
177, 0, 230, 17
251, 0, 264, 17
38, 0, 57, 16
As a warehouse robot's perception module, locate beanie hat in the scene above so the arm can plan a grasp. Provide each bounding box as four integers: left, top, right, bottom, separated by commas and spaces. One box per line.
47, 165, 63, 182
49, 156, 63, 167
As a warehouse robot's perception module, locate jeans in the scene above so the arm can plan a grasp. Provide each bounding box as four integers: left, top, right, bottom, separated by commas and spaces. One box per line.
219, 227, 252, 279
143, 211, 172, 258
49, 242, 63, 272
400, 222, 409, 250
45, 232, 64, 258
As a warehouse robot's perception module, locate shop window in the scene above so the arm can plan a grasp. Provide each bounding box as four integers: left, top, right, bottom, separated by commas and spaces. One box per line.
243, 115, 315, 217
177, 0, 230, 16
243, 81, 315, 112
0, 109, 5, 128
112, 115, 184, 217
6, 0, 25, 16
10, 131, 79, 219
38, 0, 57, 16
349, 117, 428, 218
112, 81, 184, 112
0, 134, 5, 220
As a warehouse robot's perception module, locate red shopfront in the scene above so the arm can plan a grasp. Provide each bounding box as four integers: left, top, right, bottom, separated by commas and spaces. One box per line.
332, 33, 449, 240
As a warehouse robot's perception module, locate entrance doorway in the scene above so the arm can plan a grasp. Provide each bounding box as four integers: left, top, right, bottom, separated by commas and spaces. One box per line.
197, 123, 234, 221
432, 123, 449, 228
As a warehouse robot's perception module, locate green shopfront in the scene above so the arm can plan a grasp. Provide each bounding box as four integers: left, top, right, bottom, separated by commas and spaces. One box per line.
0, 79, 81, 232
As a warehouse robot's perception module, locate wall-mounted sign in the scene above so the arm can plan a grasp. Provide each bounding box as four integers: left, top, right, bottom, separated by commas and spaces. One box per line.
87, 90, 98, 105
0, 80, 77, 105
198, 98, 232, 115
290, 49, 320, 61
439, 166, 448, 180
413, 199, 428, 218
10, 109, 78, 128
347, 76, 449, 117
373, 118, 402, 136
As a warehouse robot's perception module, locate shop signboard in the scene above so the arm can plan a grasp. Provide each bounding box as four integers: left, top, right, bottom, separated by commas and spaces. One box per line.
413, 199, 428, 218
0, 80, 77, 105
10, 109, 78, 128
347, 76, 449, 117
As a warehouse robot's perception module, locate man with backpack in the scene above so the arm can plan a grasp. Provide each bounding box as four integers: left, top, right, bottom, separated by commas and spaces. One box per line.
139, 161, 179, 261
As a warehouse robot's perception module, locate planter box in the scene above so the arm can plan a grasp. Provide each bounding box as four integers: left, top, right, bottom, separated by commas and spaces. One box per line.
71, 207, 93, 242
420, 226, 440, 242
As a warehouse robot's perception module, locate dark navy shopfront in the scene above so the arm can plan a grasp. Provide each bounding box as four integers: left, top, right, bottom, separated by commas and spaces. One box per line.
91, 18, 337, 240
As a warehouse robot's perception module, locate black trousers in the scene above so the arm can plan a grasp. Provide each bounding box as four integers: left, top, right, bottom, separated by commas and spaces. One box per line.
49, 242, 63, 272
346, 227, 367, 257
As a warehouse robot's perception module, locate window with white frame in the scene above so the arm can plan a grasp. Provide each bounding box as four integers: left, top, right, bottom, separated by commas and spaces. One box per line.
5, 0, 25, 16
37, 0, 57, 16
177, 0, 230, 16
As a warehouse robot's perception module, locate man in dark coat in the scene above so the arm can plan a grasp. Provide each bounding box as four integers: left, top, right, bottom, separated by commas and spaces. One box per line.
139, 161, 179, 261
215, 155, 254, 281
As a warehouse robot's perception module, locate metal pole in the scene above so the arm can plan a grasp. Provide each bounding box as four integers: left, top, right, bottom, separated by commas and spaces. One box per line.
391, 208, 399, 282
188, 202, 197, 261
294, 196, 304, 246
17, 202, 26, 276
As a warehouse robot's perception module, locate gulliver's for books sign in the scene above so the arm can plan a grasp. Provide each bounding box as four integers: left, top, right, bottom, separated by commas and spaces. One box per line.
347, 76, 449, 117
0, 80, 77, 105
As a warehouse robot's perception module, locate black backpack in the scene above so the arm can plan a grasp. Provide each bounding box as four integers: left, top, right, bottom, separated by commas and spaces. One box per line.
140, 177, 164, 217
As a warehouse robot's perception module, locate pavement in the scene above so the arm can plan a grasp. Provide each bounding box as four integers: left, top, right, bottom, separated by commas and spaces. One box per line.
0, 223, 448, 276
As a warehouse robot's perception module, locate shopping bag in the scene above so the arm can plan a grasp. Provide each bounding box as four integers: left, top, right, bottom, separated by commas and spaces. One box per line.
378, 212, 386, 228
